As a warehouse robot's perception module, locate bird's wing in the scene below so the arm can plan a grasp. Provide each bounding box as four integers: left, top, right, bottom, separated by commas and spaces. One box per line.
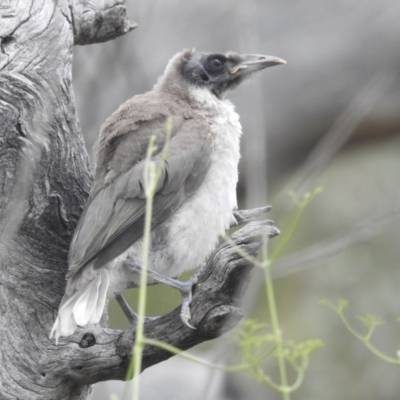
66, 116, 211, 279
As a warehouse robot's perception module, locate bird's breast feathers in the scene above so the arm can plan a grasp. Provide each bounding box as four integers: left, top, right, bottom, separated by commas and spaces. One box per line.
149, 86, 243, 276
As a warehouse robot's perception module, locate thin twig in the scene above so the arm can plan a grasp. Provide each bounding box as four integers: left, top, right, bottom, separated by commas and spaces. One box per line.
274, 72, 395, 216
272, 209, 400, 279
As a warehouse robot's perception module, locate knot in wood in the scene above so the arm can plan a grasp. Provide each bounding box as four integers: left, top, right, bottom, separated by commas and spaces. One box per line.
198, 305, 242, 339
80, 333, 96, 348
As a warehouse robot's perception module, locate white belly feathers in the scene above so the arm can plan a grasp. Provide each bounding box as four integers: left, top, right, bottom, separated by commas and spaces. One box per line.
165, 87, 242, 275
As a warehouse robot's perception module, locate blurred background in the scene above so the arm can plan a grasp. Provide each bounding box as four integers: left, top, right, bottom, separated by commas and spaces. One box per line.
72, 0, 400, 399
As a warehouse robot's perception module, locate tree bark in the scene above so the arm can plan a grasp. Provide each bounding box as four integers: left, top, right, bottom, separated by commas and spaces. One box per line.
0, 1, 278, 399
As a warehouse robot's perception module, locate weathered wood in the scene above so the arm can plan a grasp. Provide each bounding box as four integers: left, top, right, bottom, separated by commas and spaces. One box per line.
0, 1, 278, 399
0, 1, 134, 399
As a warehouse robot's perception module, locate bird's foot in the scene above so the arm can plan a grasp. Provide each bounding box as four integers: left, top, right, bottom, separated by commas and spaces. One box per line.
232, 206, 273, 227
177, 273, 199, 329
115, 293, 158, 325
124, 261, 199, 329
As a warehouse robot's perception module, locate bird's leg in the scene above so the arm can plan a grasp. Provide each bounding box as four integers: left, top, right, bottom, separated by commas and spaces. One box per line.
119, 207, 272, 329
124, 260, 199, 329
115, 293, 158, 325
115, 294, 136, 325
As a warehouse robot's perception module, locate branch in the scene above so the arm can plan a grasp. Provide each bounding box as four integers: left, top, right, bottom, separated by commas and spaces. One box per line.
274, 72, 395, 216
50, 221, 279, 385
273, 209, 400, 279
71, 0, 137, 45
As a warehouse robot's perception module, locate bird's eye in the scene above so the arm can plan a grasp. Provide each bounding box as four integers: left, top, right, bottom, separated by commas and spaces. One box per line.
211, 58, 222, 68
208, 57, 224, 70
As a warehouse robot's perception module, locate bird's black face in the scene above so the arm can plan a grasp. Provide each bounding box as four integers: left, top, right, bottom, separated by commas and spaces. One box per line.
182, 52, 286, 97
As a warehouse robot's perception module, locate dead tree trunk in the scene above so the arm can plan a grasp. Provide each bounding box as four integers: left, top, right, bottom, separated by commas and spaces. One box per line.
0, 1, 278, 399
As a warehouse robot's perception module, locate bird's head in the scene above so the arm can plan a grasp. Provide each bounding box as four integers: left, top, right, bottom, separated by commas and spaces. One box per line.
181, 50, 286, 97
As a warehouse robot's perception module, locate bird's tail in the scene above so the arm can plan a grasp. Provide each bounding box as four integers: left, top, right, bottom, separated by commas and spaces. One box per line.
50, 269, 110, 344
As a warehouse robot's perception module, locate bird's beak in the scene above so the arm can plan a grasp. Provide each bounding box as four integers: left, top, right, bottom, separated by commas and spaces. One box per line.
229, 54, 286, 75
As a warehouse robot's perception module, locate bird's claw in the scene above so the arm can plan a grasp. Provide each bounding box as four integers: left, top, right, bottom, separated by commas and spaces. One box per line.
180, 294, 196, 329
232, 206, 272, 226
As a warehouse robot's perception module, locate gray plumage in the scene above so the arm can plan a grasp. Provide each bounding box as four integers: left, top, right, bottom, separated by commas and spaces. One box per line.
51, 49, 285, 342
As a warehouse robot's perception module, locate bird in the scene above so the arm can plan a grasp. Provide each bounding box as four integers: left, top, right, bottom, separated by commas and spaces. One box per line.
50, 49, 285, 342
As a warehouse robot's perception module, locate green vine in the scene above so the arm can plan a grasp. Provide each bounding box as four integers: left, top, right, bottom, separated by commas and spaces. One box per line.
321, 299, 400, 365
126, 118, 173, 400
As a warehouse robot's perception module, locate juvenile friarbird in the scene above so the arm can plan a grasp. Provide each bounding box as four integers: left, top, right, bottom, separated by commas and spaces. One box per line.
50, 49, 285, 342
